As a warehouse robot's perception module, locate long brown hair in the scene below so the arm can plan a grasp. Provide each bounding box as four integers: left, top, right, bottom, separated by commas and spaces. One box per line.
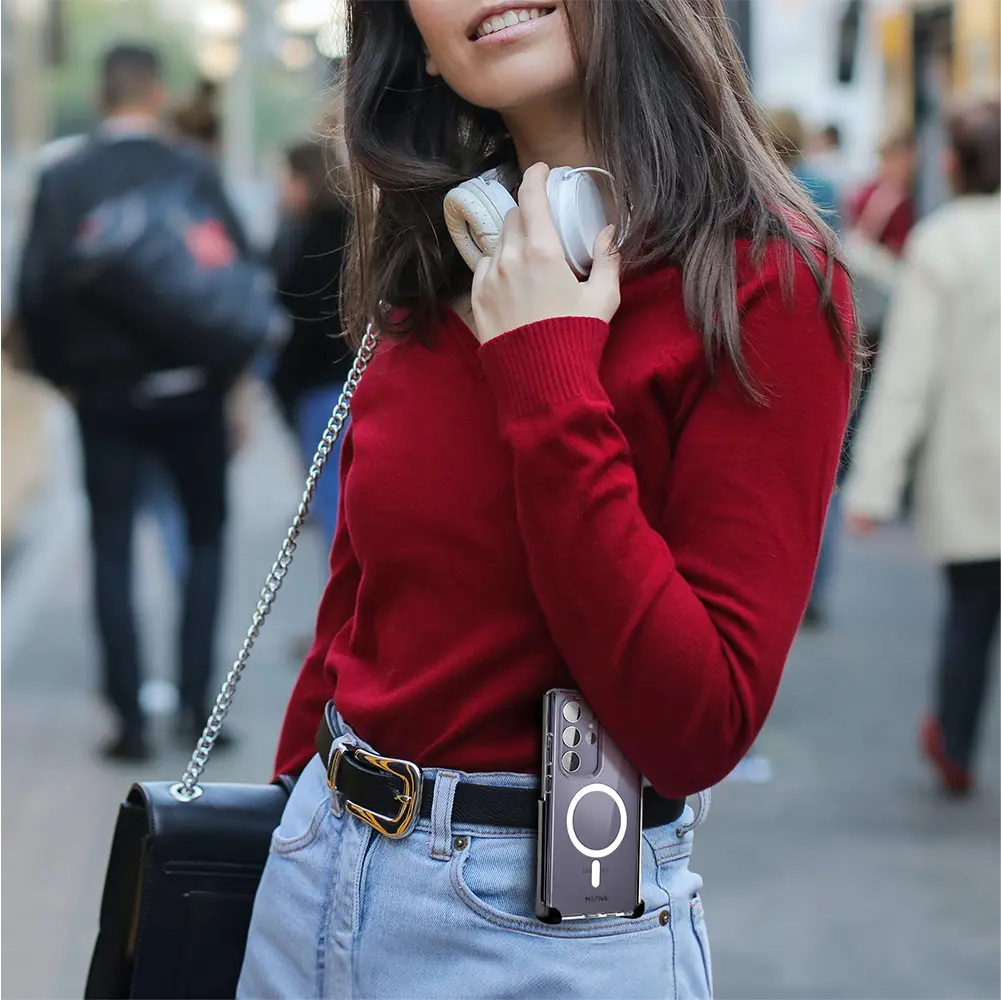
339, 0, 858, 396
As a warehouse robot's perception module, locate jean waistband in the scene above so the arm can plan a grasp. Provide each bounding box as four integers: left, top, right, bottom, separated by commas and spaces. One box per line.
319, 703, 702, 838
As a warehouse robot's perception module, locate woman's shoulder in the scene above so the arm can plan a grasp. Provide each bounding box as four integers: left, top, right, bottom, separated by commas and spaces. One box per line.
620, 244, 851, 399
624, 240, 851, 347
733, 236, 852, 318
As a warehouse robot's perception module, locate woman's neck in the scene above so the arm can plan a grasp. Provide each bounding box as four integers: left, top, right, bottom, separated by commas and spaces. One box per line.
503, 93, 590, 173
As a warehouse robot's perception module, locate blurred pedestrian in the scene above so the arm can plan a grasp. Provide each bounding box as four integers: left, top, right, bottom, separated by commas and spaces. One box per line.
172, 78, 222, 158
842, 128, 917, 351
768, 108, 841, 233
807, 122, 851, 203
134, 75, 261, 597
768, 108, 845, 626
268, 140, 354, 551
16, 44, 251, 760
844, 99, 1000, 795
848, 128, 917, 259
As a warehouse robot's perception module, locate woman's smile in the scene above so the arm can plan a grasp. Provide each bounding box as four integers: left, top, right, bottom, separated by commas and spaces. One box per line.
410, 0, 575, 116
470, 5, 557, 45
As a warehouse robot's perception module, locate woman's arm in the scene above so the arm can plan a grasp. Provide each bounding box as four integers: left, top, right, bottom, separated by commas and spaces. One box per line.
273, 426, 361, 778
844, 235, 942, 523
478, 256, 852, 797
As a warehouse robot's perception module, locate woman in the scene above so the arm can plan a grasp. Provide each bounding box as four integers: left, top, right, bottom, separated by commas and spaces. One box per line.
845, 100, 1000, 797
238, 2, 856, 997
269, 140, 354, 549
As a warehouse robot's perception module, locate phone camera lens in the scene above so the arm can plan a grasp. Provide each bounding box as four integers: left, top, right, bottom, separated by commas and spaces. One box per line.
585, 731, 597, 745
562, 751, 580, 772
563, 702, 581, 723
562, 726, 581, 747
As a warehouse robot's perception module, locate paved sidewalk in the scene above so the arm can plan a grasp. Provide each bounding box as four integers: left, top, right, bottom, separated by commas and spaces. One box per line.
1, 395, 998, 999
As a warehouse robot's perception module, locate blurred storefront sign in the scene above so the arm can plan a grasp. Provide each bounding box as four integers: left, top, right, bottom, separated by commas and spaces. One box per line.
878, 5, 915, 135
953, 0, 1000, 96
877, 0, 1001, 128
874, 0, 999, 212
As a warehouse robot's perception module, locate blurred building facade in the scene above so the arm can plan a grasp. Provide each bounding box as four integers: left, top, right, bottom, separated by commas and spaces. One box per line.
748, 0, 1000, 209
878, 0, 1000, 212
0, 0, 57, 304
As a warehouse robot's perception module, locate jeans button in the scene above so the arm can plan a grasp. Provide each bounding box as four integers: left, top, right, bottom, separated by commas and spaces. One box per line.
453, 836, 469, 851
659, 908, 671, 926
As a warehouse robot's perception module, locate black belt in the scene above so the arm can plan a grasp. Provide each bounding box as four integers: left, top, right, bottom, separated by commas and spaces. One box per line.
316, 718, 685, 835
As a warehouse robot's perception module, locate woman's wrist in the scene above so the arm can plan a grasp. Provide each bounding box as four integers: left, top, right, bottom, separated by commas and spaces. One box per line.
478, 315, 610, 421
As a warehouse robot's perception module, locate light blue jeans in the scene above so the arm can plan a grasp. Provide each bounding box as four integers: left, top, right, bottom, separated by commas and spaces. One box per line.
237, 708, 713, 999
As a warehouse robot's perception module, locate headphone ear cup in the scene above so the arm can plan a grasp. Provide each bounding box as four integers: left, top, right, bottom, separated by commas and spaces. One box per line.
443, 178, 518, 272
545, 167, 607, 278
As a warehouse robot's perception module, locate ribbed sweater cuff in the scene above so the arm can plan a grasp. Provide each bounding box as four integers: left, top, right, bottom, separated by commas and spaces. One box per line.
478, 316, 610, 421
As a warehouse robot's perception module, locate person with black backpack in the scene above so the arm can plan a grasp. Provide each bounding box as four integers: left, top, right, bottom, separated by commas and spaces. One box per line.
16, 44, 271, 761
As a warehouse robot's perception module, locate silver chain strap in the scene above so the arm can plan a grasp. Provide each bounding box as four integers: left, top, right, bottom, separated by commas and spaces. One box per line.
169, 327, 380, 803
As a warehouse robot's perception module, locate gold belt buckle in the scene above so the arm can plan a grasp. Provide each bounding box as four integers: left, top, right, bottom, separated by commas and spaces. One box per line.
326, 743, 423, 839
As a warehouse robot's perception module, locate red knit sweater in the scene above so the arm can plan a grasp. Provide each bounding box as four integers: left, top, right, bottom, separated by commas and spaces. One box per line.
274, 246, 853, 798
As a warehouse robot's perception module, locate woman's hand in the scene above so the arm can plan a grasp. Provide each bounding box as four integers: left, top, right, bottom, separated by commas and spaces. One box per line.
470, 162, 620, 345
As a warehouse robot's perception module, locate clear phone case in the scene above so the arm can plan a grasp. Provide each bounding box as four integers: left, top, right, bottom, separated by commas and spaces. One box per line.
535, 688, 644, 923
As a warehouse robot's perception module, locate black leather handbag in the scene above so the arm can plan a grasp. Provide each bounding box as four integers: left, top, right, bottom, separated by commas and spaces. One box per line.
84, 330, 379, 1000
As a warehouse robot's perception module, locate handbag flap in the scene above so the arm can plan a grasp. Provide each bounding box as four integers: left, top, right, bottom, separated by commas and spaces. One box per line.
129, 781, 289, 868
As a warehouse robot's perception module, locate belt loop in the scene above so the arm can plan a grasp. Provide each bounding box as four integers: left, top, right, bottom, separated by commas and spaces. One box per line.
429, 771, 460, 861
676, 788, 712, 838
325, 736, 351, 819
323, 702, 345, 816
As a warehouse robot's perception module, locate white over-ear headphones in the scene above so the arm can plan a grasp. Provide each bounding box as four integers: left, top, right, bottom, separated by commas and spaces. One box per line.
443, 166, 612, 278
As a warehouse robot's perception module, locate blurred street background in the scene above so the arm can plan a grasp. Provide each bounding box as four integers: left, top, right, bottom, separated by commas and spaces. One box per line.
1, 1, 999, 998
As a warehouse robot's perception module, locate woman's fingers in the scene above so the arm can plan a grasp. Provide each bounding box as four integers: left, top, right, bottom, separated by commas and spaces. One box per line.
496, 205, 522, 260
471, 168, 623, 342
586, 225, 621, 299
471, 254, 491, 300
517, 162, 562, 251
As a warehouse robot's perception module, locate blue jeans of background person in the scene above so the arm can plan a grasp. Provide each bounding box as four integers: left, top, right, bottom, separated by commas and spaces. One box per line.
295, 383, 347, 552
811, 488, 842, 614
237, 706, 713, 1000
138, 456, 188, 583
76, 387, 228, 733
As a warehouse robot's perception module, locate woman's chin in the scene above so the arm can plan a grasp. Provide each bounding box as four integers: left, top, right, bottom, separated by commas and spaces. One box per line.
456, 71, 580, 119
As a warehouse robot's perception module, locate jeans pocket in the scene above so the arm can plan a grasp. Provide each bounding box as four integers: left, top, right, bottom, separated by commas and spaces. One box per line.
270, 756, 330, 855
450, 832, 666, 939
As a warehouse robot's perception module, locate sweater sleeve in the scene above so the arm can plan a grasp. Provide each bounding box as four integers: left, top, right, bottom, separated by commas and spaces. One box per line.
844, 232, 941, 522
478, 258, 852, 797
273, 425, 361, 778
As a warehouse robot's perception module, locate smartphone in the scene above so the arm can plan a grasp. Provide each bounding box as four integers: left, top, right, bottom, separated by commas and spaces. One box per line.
536, 688, 644, 923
